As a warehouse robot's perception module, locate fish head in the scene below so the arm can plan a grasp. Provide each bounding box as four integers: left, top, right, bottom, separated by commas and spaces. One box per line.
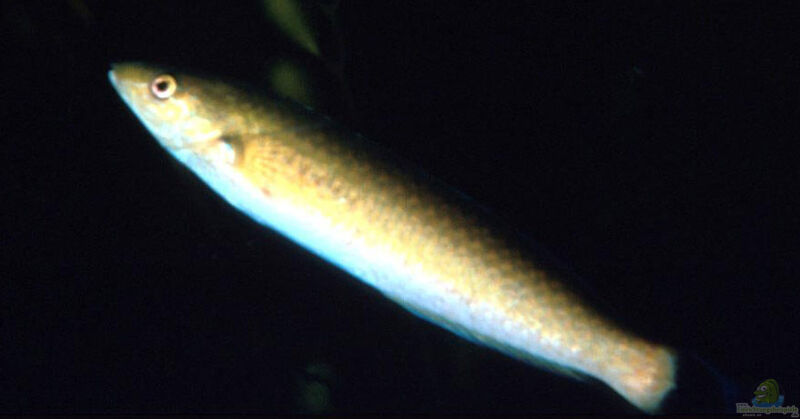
108, 61, 301, 221
108, 62, 265, 167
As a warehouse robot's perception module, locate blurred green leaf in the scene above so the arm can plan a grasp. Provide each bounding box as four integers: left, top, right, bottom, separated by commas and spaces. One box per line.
267, 59, 315, 107
263, 0, 320, 56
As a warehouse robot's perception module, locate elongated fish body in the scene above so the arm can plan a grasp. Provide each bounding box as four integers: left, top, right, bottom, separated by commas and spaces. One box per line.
108, 62, 676, 413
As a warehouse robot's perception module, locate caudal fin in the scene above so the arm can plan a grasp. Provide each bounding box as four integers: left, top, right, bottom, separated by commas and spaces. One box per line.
659, 351, 744, 414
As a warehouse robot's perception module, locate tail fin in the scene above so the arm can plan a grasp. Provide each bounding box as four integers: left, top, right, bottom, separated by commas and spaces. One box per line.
659, 351, 744, 414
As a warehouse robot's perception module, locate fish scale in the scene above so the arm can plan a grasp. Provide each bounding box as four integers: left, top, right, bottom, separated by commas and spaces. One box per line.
109, 62, 676, 413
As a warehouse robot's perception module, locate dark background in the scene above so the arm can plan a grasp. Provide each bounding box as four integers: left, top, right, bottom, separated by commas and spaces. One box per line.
2, 0, 798, 414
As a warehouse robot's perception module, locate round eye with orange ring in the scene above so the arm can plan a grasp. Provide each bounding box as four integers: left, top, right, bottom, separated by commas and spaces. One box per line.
150, 74, 177, 99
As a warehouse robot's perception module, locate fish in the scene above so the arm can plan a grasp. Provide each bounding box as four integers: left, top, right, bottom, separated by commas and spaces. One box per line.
108, 62, 679, 413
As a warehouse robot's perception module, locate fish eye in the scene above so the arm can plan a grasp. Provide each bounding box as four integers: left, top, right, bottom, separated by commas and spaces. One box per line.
150, 74, 177, 99
760, 386, 767, 391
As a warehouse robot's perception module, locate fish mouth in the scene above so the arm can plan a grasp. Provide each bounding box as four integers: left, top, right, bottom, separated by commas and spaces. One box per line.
108, 66, 141, 114
108, 65, 131, 97
108, 68, 125, 99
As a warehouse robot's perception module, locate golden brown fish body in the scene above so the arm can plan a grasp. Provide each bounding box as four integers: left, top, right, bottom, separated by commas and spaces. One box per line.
109, 62, 675, 412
